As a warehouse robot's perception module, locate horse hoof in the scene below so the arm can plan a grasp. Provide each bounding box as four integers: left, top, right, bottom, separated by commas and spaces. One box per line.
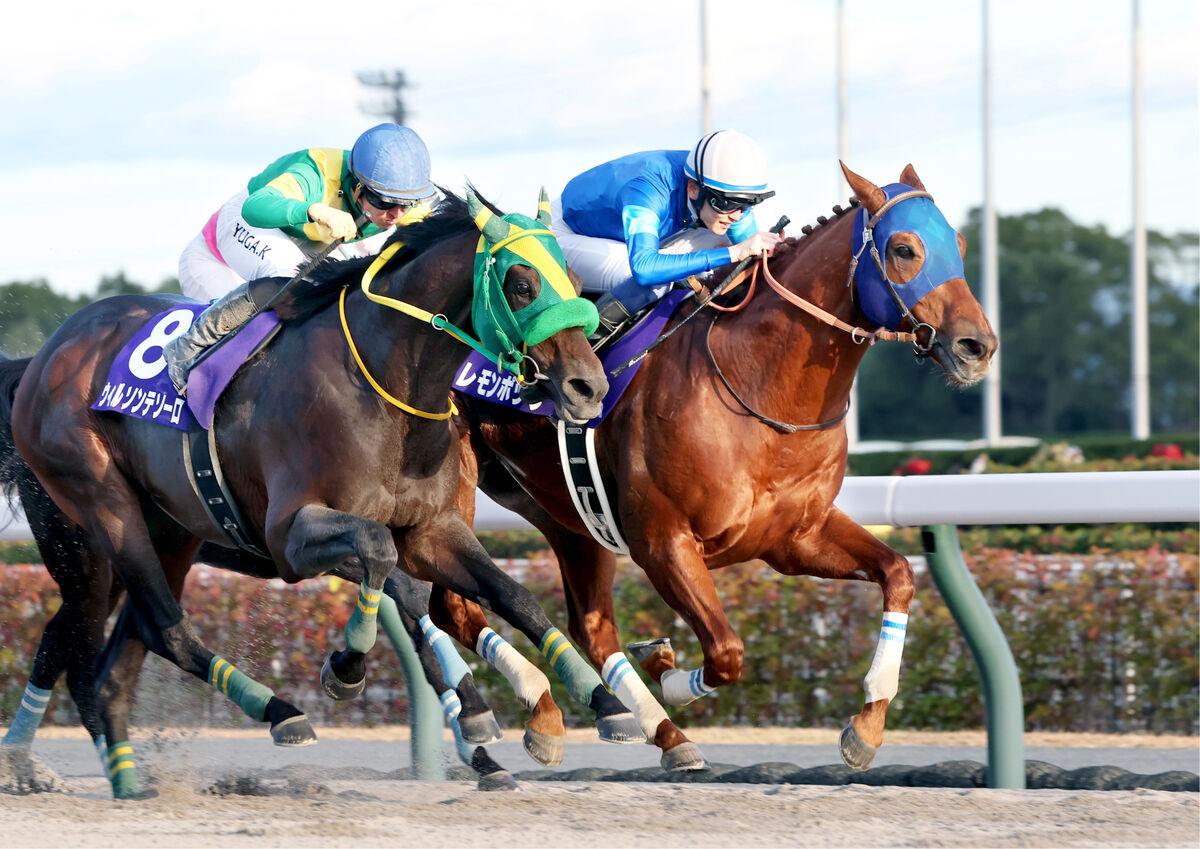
839, 721, 877, 770
477, 770, 519, 792
625, 637, 672, 665
596, 711, 644, 744
320, 657, 365, 701
522, 726, 564, 767
660, 741, 709, 772
458, 710, 503, 745
271, 714, 318, 747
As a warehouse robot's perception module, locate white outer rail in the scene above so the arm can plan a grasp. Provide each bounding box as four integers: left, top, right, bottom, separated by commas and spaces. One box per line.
2, 470, 1196, 541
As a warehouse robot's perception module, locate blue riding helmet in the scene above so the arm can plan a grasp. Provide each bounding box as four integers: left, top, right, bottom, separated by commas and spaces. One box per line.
348, 123, 436, 201
851, 183, 965, 330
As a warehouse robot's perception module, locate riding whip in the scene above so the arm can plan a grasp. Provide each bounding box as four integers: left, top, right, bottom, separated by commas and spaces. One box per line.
610, 214, 789, 377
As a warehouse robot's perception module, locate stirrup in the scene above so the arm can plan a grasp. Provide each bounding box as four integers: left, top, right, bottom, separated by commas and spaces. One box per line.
589, 293, 634, 347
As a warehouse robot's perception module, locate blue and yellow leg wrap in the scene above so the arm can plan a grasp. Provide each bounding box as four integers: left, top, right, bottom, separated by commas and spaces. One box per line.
208, 656, 273, 721
538, 627, 602, 706
344, 582, 383, 654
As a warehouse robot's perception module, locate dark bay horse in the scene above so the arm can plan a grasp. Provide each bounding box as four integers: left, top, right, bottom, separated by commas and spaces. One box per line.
0, 189, 641, 798
441, 164, 998, 770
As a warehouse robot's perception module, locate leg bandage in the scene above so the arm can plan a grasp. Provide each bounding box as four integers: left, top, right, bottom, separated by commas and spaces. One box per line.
440, 689, 475, 764
601, 653, 669, 739
538, 627, 602, 706
344, 582, 383, 654
420, 615, 472, 690
863, 612, 908, 703
208, 656, 273, 721
476, 627, 551, 711
660, 667, 717, 706
2, 682, 52, 746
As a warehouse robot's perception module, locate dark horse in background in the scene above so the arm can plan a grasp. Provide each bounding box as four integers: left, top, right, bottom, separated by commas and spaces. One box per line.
439, 164, 998, 770
0, 189, 644, 798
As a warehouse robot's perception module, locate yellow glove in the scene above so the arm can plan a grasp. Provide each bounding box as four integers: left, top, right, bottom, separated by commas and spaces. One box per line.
307, 203, 358, 241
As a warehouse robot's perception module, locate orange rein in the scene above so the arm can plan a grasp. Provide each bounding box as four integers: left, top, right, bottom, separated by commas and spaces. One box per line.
691, 255, 917, 344
757, 255, 917, 345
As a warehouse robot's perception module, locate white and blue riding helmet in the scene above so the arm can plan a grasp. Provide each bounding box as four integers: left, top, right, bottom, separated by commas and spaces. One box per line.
348, 123, 437, 202
684, 129, 775, 207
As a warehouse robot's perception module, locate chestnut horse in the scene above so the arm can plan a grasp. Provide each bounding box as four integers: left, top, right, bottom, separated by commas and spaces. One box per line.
441, 164, 998, 770
0, 190, 644, 798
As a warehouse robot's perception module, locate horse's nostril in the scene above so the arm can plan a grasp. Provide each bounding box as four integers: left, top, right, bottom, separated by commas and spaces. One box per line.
957, 337, 985, 360
568, 377, 596, 402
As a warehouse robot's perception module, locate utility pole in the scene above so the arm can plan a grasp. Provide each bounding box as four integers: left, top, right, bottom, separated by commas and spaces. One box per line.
358, 70, 410, 125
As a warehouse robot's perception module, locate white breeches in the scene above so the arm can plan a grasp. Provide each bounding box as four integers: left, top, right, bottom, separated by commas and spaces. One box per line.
549, 197, 730, 294
178, 187, 392, 303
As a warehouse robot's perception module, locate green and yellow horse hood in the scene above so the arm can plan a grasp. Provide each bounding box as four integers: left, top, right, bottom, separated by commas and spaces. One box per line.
468, 188, 599, 356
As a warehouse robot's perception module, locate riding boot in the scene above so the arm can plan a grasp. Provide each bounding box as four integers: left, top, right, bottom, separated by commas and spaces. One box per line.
589, 292, 633, 345
163, 284, 258, 395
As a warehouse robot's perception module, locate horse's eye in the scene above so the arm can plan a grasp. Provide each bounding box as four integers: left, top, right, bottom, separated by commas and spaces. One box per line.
895, 244, 915, 259
514, 281, 532, 297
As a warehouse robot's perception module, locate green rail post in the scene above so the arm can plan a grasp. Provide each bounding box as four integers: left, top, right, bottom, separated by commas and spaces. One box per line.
379, 596, 446, 780
922, 524, 1026, 789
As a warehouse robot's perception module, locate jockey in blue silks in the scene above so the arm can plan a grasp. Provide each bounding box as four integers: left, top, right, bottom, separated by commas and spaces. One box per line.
550, 129, 784, 340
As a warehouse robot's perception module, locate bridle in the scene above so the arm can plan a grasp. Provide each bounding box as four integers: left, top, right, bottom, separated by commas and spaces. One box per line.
704, 190, 945, 434
846, 189, 939, 359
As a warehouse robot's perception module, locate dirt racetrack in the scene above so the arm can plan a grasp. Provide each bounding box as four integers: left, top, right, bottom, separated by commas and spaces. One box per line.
2, 727, 1198, 848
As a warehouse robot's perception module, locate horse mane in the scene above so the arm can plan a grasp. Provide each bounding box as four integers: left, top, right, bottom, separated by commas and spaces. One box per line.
765, 196, 861, 264
272, 186, 500, 323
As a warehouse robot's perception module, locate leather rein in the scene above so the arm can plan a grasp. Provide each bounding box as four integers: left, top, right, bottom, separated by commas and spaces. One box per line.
702, 196, 932, 434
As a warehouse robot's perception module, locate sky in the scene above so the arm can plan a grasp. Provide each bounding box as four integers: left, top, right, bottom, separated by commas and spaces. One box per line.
1, 0, 1195, 297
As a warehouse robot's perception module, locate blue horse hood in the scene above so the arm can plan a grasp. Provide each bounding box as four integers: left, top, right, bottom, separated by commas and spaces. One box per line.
851, 183, 965, 330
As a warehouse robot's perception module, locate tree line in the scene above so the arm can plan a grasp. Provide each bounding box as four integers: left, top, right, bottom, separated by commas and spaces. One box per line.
0, 208, 1195, 441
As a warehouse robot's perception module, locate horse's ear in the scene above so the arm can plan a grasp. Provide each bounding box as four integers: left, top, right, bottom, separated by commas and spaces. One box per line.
536, 187, 552, 228
840, 161, 886, 215
957, 231, 968, 259
467, 188, 511, 243
899, 164, 926, 191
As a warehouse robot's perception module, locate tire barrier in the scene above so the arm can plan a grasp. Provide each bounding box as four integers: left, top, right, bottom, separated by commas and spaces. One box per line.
499, 760, 1199, 792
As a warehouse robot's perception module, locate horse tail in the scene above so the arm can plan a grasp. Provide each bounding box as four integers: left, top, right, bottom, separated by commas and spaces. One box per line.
0, 352, 33, 501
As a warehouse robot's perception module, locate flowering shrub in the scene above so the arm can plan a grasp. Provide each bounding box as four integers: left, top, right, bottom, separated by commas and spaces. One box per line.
1, 547, 1195, 735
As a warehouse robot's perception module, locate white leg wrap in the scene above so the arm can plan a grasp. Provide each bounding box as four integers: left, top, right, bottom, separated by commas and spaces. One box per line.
863, 612, 908, 703
601, 653, 670, 740
476, 627, 551, 711
660, 667, 716, 706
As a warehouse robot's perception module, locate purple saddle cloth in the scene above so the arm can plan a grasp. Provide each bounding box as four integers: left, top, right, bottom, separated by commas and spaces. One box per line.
91, 304, 280, 431
452, 289, 691, 426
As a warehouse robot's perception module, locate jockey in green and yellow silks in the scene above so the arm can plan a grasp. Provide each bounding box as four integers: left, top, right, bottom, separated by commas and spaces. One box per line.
166, 123, 436, 395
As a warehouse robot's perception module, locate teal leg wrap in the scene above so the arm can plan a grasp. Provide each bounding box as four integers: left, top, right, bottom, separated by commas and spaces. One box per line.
344, 582, 383, 654
539, 627, 602, 706
419, 615, 472, 689
2, 682, 52, 747
106, 741, 141, 799
208, 656, 273, 721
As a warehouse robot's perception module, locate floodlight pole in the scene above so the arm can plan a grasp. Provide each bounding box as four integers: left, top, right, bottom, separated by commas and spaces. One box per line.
837, 0, 859, 450
981, 0, 1002, 446
1131, 0, 1150, 439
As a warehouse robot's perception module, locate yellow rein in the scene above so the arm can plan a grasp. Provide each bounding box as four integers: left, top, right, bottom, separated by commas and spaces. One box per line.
338, 241, 458, 420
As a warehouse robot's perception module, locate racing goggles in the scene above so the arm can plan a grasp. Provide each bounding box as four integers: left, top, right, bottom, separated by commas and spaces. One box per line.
705, 190, 762, 214
360, 185, 415, 212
